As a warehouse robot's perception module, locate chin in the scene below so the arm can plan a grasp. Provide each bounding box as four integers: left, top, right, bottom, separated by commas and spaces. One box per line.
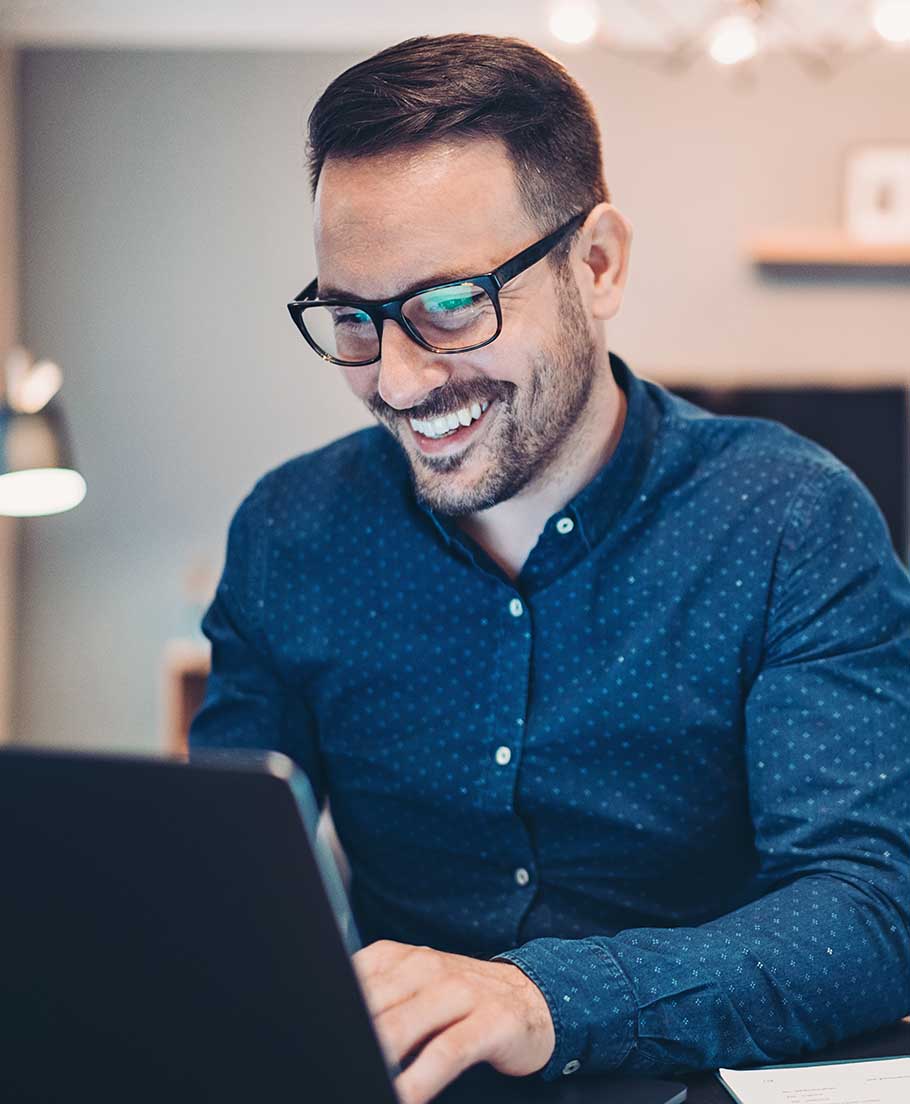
412, 464, 512, 518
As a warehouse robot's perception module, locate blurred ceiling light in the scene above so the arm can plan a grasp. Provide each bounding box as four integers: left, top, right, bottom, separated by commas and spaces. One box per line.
548, 0, 907, 79
548, 0, 600, 45
708, 12, 761, 65
0, 346, 86, 517
873, 0, 910, 43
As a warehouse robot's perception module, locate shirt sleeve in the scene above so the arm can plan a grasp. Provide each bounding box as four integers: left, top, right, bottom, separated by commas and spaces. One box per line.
493, 464, 910, 1081
188, 478, 326, 807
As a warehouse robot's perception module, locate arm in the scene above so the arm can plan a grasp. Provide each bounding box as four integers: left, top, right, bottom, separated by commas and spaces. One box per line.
493, 464, 910, 1080
189, 480, 325, 806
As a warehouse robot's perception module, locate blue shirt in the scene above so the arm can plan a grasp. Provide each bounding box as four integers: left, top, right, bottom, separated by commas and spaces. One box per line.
190, 352, 910, 1081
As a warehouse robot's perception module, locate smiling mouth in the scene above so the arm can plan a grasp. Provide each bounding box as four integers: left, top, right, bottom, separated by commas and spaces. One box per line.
409, 400, 489, 440
407, 399, 494, 454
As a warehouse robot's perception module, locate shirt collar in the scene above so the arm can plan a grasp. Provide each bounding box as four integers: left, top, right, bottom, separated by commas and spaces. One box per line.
568, 350, 660, 551
415, 351, 660, 560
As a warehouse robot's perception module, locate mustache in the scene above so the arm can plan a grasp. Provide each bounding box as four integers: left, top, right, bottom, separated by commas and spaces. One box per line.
367, 381, 516, 423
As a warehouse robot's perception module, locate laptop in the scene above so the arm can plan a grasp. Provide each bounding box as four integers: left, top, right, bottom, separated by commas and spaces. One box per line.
0, 747, 686, 1104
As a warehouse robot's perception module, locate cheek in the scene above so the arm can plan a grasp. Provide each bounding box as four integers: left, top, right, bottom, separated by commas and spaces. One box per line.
341, 366, 380, 402
464, 335, 529, 391
494, 300, 559, 379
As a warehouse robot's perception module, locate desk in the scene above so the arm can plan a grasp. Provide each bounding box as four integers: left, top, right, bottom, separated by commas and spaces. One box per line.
683, 1019, 910, 1103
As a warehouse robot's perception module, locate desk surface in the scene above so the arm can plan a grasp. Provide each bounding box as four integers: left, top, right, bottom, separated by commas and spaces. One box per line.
683, 1019, 910, 1103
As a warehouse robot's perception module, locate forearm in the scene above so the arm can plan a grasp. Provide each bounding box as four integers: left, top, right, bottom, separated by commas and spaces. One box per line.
495, 867, 910, 1080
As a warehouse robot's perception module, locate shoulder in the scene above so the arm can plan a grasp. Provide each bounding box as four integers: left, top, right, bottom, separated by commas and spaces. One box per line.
646, 380, 852, 501
231, 424, 411, 542
262, 424, 401, 501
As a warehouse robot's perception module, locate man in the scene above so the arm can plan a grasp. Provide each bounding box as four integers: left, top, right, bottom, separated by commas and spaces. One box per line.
190, 32, 910, 1104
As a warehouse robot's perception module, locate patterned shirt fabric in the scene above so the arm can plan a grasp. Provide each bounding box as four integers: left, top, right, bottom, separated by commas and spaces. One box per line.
189, 352, 910, 1082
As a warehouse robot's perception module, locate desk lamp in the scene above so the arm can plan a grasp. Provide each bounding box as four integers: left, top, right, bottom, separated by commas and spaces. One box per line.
0, 346, 86, 517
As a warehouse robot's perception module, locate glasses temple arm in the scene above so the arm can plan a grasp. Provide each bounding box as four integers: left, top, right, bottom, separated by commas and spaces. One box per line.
491, 212, 586, 287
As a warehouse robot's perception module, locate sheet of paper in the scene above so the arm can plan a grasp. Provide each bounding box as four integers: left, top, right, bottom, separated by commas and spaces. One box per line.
717, 1055, 910, 1104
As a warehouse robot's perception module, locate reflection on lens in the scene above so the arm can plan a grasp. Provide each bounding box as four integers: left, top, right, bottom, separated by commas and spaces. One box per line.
403, 282, 497, 350
302, 305, 379, 363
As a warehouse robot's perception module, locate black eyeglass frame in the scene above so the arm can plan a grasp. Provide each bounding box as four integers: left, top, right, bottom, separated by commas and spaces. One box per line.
286, 211, 587, 367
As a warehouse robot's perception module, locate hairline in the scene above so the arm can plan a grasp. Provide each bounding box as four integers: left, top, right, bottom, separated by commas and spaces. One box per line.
315, 133, 574, 239
313, 135, 581, 273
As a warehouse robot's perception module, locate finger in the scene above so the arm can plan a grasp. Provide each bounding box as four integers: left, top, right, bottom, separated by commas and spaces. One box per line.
374, 977, 475, 1070
358, 946, 442, 1018
394, 1015, 487, 1104
352, 939, 410, 986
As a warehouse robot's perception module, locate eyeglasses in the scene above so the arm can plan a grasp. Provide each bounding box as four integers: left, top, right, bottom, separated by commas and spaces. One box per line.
286, 212, 586, 367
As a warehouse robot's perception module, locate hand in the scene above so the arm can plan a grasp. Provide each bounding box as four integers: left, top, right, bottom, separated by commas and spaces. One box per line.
352, 939, 556, 1104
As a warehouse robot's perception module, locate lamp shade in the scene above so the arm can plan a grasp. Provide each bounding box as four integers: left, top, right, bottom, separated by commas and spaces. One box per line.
0, 400, 86, 517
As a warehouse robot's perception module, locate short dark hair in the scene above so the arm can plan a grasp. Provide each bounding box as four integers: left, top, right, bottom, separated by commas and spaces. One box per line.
306, 34, 609, 261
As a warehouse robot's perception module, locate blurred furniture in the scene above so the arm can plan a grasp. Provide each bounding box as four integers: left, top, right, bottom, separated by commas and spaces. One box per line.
162, 638, 210, 758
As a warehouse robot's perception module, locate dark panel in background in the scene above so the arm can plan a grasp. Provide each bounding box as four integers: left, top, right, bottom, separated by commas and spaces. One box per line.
670, 386, 909, 563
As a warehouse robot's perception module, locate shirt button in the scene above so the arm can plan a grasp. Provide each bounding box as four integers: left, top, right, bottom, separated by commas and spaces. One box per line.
508, 598, 524, 618
494, 746, 512, 766
514, 867, 530, 887
562, 1060, 581, 1076
556, 516, 574, 535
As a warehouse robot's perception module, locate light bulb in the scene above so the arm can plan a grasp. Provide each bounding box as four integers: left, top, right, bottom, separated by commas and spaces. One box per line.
0, 468, 87, 517
549, 0, 599, 46
708, 14, 760, 65
873, 0, 910, 43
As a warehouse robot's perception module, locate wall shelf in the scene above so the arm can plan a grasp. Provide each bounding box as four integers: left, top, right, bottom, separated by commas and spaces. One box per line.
746, 231, 910, 267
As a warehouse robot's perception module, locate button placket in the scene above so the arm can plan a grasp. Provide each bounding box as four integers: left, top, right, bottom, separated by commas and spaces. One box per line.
494, 586, 535, 941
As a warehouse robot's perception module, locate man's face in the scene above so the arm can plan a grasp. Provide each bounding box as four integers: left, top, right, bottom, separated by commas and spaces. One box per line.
313, 139, 601, 517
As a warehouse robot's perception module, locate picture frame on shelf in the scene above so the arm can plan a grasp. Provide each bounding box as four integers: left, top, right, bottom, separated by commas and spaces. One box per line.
843, 143, 910, 245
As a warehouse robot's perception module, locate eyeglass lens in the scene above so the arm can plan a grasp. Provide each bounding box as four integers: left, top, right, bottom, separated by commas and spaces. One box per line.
302, 281, 498, 363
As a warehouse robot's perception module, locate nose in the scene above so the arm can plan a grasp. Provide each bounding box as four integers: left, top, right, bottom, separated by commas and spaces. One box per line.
377, 319, 451, 412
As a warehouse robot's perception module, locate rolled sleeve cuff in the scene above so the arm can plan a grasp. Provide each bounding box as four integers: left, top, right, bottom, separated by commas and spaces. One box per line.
491, 937, 637, 1082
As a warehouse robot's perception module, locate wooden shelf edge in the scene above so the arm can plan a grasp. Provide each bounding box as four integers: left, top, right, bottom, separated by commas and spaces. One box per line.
746, 231, 910, 266
642, 365, 910, 389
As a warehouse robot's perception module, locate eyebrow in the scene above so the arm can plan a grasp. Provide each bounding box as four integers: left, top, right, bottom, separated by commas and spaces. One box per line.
317, 269, 485, 303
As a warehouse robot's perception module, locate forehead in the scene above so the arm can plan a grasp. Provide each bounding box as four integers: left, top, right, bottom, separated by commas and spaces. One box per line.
313, 138, 534, 299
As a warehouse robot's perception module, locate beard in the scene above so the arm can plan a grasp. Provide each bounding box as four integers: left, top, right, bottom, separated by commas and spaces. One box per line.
367, 272, 598, 517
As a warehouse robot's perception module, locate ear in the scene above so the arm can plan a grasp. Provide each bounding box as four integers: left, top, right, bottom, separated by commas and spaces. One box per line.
577, 203, 633, 322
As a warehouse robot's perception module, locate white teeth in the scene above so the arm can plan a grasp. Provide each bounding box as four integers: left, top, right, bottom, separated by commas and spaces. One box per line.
409, 399, 493, 439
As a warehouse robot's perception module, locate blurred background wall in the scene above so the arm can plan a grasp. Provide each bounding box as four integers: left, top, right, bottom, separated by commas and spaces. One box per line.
6, 33, 910, 751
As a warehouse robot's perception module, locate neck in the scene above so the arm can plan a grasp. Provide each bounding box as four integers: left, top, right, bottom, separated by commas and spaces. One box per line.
456, 360, 627, 582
